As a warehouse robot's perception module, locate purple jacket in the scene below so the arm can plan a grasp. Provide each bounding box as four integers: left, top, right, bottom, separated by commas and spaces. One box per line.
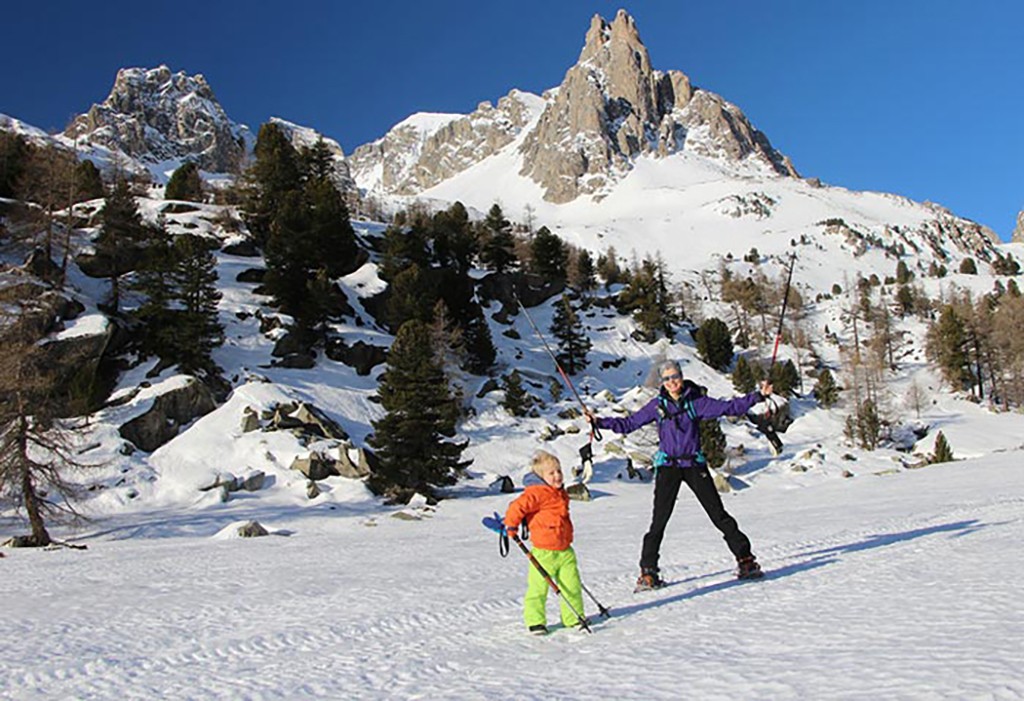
596, 381, 764, 467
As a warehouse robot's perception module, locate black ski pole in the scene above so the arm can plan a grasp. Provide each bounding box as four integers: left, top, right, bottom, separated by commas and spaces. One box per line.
770, 252, 797, 370
513, 289, 602, 443
580, 580, 610, 618
511, 533, 593, 633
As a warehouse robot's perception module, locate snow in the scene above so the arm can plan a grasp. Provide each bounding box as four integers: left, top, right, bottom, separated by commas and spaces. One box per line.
2, 452, 1021, 699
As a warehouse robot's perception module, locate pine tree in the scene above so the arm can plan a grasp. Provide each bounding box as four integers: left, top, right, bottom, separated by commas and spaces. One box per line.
244, 122, 302, 247
959, 257, 977, 275
813, 367, 840, 408
501, 370, 532, 417
618, 256, 677, 341
596, 247, 622, 289
165, 161, 203, 202
299, 137, 335, 183
95, 179, 149, 313
368, 320, 469, 500
170, 234, 224, 374
480, 204, 516, 273
0, 131, 30, 199
550, 294, 591, 375
931, 430, 954, 464
895, 260, 913, 284
573, 249, 597, 295
74, 160, 104, 202
732, 355, 756, 394
696, 317, 734, 372
699, 419, 727, 469
927, 305, 972, 389
530, 226, 568, 282
769, 359, 800, 398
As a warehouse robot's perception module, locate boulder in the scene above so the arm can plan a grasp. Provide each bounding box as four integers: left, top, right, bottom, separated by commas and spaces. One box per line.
290, 453, 338, 481
237, 521, 269, 538
324, 337, 387, 375
119, 377, 217, 452
239, 470, 265, 491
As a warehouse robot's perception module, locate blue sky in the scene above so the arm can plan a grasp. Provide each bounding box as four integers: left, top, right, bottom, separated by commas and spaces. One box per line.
2, 1, 1021, 239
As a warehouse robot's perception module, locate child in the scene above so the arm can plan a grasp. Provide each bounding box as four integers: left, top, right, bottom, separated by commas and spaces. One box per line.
504, 450, 585, 635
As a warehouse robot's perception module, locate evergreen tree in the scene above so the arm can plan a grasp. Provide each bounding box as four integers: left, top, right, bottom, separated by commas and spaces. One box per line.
813, 367, 840, 408
501, 370, 532, 417
732, 355, 756, 394
380, 223, 430, 281
530, 226, 568, 282
480, 204, 516, 273
856, 399, 882, 450
170, 234, 224, 374
618, 256, 677, 341
385, 264, 436, 331
768, 359, 800, 397
244, 122, 302, 247
302, 178, 359, 278
95, 179, 149, 313
699, 419, 727, 469
596, 247, 623, 288
460, 304, 496, 375
927, 305, 972, 389
573, 249, 597, 295
165, 161, 203, 202
695, 317, 734, 372
550, 294, 591, 375
0, 131, 30, 198
299, 137, 335, 183
959, 257, 977, 275
368, 320, 469, 500
931, 431, 954, 464
74, 160, 105, 202
430, 201, 477, 275
895, 260, 913, 284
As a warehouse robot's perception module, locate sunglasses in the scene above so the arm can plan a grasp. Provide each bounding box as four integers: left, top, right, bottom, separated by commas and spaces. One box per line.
661, 372, 682, 382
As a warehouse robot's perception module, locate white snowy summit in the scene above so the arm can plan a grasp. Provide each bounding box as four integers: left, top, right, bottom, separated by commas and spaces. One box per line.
63, 65, 249, 175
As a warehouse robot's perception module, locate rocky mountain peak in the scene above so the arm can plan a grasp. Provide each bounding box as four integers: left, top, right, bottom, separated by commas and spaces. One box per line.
517, 10, 798, 203
1013, 208, 1024, 244
64, 65, 247, 175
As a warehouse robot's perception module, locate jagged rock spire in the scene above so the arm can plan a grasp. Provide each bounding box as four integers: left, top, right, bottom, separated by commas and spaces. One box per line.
519, 9, 797, 203
1013, 208, 1024, 244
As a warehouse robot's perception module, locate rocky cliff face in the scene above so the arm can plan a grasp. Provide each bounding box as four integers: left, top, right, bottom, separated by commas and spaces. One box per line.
349, 90, 544, 196
518, 10, 797, 202
1013, 209, 1024, 244
353, 10, 797, 203
64, 66, 248, 174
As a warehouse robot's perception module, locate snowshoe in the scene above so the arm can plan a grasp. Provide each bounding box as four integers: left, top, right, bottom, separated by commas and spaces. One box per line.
736, 556, 764, 580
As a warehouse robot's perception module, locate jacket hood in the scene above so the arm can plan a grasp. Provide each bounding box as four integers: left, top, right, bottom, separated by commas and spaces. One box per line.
523, 472, 546, 488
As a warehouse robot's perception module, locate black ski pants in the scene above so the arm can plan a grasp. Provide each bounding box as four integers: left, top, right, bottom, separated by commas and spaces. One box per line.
640, 465, 752, 574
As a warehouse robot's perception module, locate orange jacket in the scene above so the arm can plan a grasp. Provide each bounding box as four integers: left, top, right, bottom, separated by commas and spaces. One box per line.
504, 474, 574, 551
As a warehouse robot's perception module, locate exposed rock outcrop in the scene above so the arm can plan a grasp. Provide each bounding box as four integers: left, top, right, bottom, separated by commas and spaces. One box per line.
119, 377, 217, 452
518, 10, 797, 202
1013, 209, 1024, 244
64, 65, 248, 174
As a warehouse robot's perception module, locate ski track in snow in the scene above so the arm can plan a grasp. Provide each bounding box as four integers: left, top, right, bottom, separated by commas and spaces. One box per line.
2, 462, 1023, 700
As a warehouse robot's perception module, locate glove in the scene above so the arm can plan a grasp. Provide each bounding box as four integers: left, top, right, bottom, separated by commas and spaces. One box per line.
481, 512, 507, 535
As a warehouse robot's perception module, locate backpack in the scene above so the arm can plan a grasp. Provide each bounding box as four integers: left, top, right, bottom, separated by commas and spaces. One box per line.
652, 380, 708, 468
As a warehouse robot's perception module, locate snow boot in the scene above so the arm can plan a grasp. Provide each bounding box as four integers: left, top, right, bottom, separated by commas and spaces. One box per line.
528, 624, 549, 636
736, 555, 764, 580
634, 569, 666, 592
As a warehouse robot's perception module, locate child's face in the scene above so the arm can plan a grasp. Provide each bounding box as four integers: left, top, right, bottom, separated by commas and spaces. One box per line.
539, 462, 564, 488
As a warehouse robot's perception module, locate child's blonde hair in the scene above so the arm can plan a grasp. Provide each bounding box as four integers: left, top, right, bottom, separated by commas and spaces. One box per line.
530, 450, 561, 476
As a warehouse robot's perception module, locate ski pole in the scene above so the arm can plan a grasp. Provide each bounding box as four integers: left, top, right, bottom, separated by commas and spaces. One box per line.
511, 533, 593, 633
580, 580, 610, 618
513, 289, 602, 442
770, 252, 797, 370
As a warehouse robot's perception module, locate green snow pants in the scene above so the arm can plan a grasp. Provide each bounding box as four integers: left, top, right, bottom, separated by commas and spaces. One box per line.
523, 546, 585, 628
